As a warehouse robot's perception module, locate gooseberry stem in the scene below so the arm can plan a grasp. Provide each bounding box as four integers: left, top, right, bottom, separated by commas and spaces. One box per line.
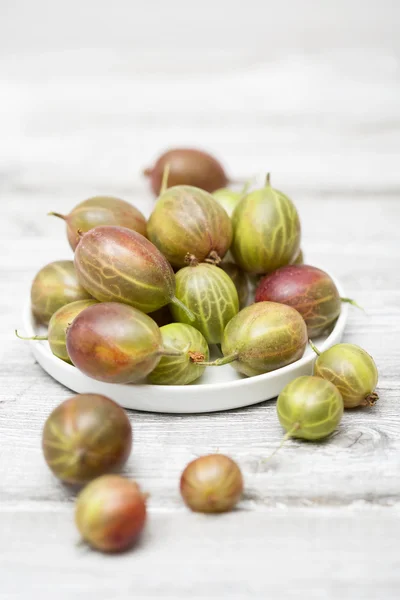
198, 352, 239, 367
204, 250, 222, 265
265, 173, 271, 187
48, 211, 67, 221
340, 297, 365, 312
143, 167, 152, 177
185, 253, 199, 267
170, 297, 196, 322
160, 163, 170, 195
364, 392, 379, 406
188, 351, 205, 363
308, 339, 321, 356
262, 423, 300, 463
15, 329, 48, 341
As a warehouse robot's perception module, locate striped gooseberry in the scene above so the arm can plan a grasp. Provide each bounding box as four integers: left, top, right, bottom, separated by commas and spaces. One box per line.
147, 186, 232, 268
49, 196, 146, 250
74, 226, 193, 318
231, 174, 301, 274
16, 299, 98, 363
277, 375, 344, 441
311, 342, 379, 409
42, 394, 132, 484
148, 323, 209, 385
203, 301, 307, 376
66, 302, 183, 384
31, 260, 92, 325
171, 256, 239, 344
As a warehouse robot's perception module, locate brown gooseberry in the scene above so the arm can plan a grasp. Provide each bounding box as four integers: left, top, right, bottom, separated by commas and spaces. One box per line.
147, 186, 232, 268
143, 148, 228, 195
74, 226, 193, 318
180, 454, 243, 513
42, 394, 132, 484
66, 302, 183, 383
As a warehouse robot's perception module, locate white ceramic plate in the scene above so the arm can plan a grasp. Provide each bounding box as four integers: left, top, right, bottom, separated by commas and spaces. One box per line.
22, 271, 348, 413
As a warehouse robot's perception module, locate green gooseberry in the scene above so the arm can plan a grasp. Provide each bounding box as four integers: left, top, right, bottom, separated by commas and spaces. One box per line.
147, 184, 232, 268
277, 375, 344, 441
203, 301, 307, 376
49, 195, 147, 250
148, 323, 209, 385
311, 342, 379, 409
171, 257, 239, 344
231, 174, 301, 274
212, 182, 250, 218
16, 299, 99, 363
31, 260, 92, 325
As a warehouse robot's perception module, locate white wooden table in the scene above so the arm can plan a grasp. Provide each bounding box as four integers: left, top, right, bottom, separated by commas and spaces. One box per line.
1, 2, 400, 598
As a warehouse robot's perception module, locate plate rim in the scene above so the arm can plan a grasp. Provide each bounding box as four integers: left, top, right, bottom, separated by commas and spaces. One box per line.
22, 268, 349, 396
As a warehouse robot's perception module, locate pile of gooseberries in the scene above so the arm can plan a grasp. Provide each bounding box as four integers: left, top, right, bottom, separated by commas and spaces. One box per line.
17, 146, 379, 553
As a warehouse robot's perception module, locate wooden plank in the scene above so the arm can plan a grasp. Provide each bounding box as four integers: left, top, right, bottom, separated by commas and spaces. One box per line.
1, 507, 400, 600
0, 192, 399, 509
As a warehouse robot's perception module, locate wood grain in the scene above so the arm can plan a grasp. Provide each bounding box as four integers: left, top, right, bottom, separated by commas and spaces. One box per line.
1, 4, 400, 595
1, 508, 400, 600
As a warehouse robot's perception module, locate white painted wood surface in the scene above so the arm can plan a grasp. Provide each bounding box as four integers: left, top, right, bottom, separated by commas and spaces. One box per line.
1, 1, 400, 598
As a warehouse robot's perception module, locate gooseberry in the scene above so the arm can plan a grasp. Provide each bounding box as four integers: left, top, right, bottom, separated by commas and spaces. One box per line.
180, 454, 243, 513
49, 196, 146, 250
42, 394, 132, 484
31, 260, 92, 325
231, 174, 301, 274
277, 375, 343, 441
75, 475, 147, 552
171, 256, 239, 344
144, 148, 228, 195
66, 302, 182, 383
148, 323, 209, 385
311, 342, 379, 408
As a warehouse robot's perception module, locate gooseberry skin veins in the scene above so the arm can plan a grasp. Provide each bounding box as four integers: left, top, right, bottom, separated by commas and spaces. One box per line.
66, 302, 163, 384
221, 301, 308, 376
75, 475, 147, 553
147, 186, 232, 268
171, 263, 239, 344
31, 260, 92, 325
180, 454, 243, 513
42, 394, 132, 484
47, 299, 98, 363
144, 148, 228, 195
231, 183, 301, 275
220, 262, 249, 308
74, 226, 177, 313
255, 264, 342, 337
54, 196, 147, 250
314, 343, 379, 408
277, 375, 344, 441
148, 323, 209, 385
